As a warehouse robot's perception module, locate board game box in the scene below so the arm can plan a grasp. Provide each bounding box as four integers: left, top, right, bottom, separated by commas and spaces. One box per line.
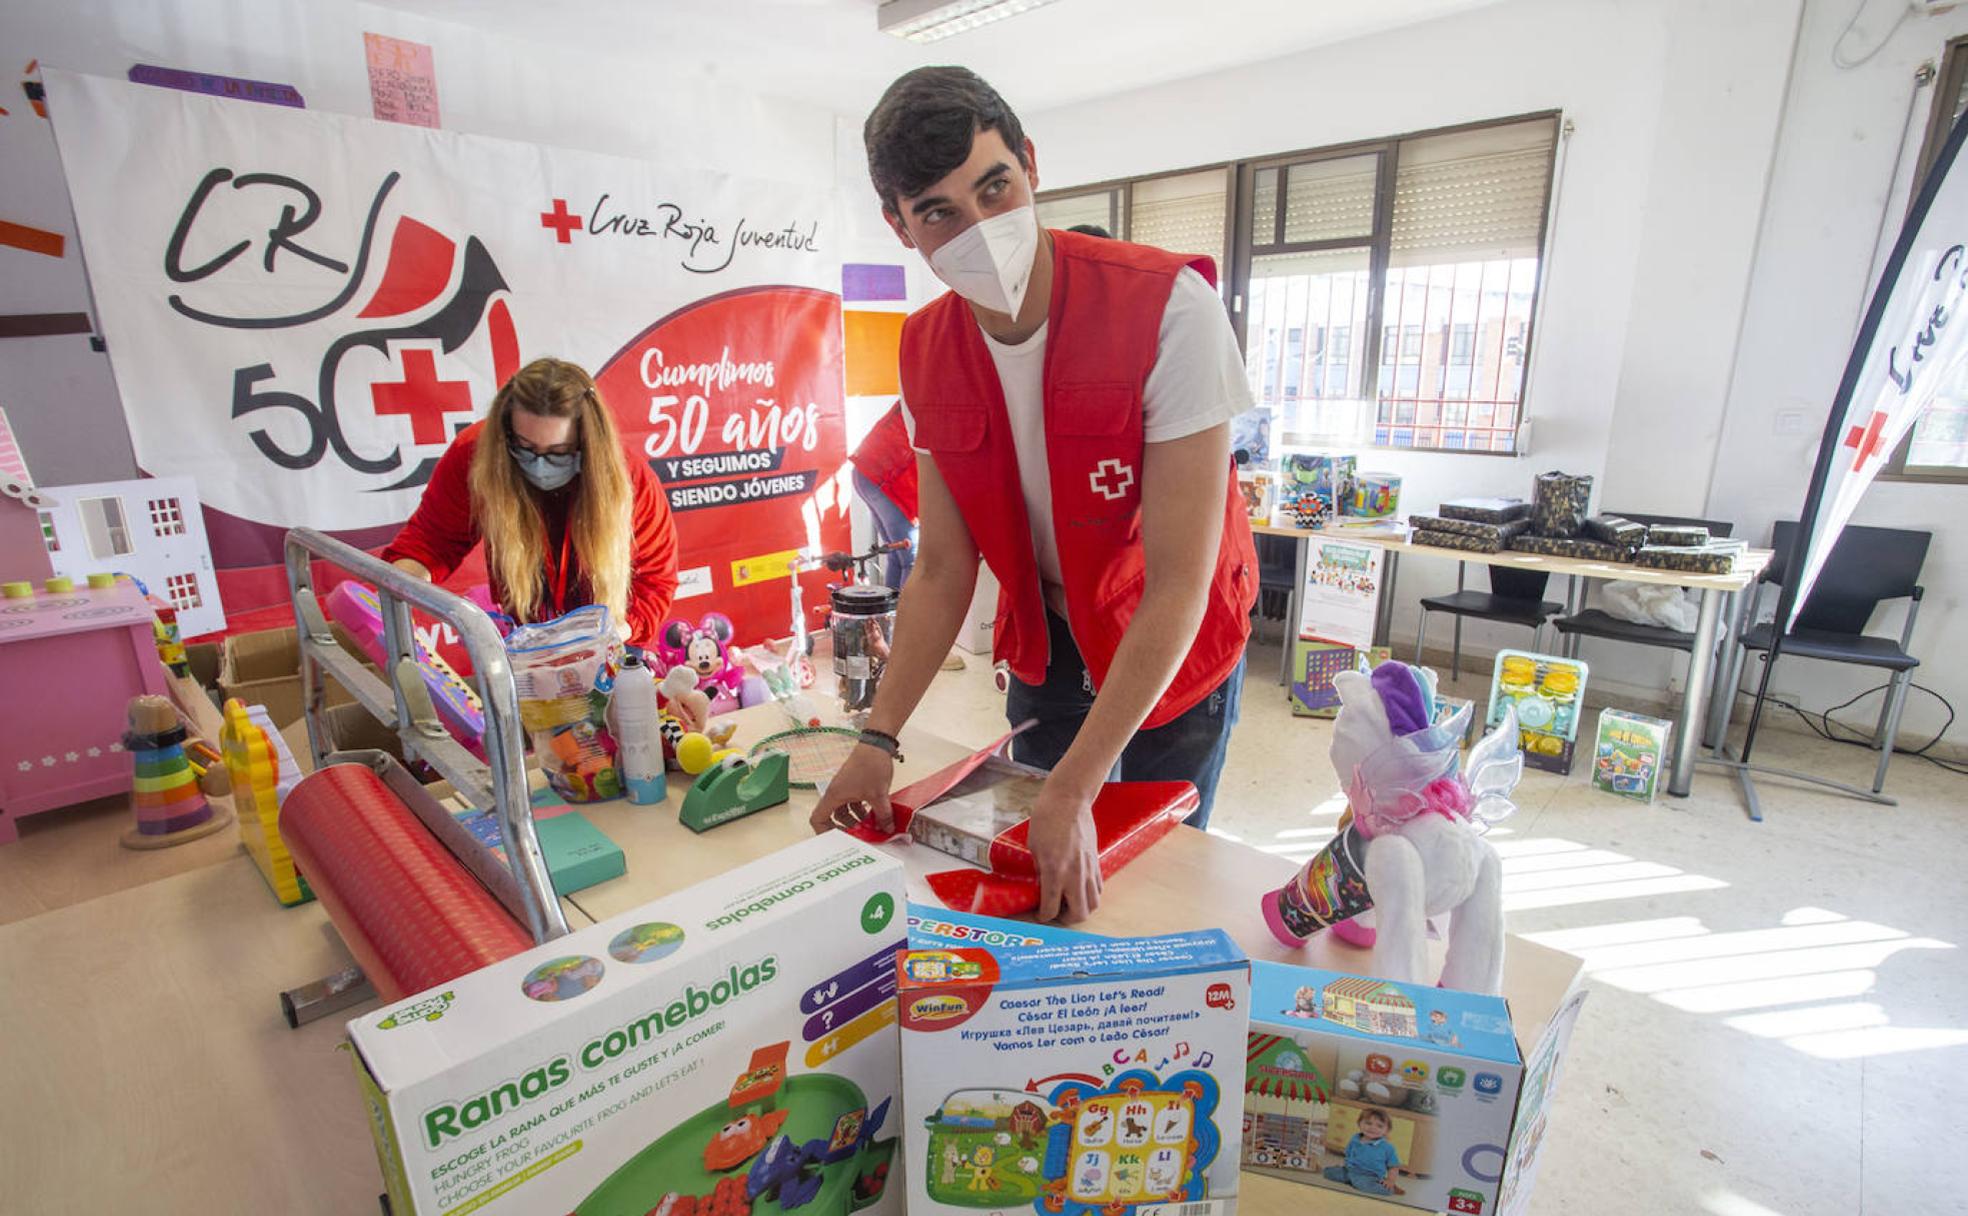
898, 930, 1251, 1215
1590, 709, 1671, 804
347, 834, 908, 1216
1243, 961, 1585, 1216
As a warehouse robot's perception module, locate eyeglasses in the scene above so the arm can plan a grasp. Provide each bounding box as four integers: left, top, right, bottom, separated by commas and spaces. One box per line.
505, 421, 580, 466
507, 440, 579, 467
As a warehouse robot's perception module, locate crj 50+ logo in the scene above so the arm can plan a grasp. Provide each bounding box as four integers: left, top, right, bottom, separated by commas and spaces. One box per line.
162, 168, 520, 514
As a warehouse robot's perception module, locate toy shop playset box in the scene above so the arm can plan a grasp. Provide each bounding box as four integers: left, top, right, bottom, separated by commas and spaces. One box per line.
897, 929, 1250, 1216
347, 834, 908, 1216
1241, 960, 1586, 1216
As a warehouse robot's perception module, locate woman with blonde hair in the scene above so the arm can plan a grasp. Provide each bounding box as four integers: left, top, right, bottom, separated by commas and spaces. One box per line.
384, 357, 678, 647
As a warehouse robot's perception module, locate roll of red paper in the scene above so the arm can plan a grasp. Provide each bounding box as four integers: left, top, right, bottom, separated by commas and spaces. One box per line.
282, 763, 533, 1002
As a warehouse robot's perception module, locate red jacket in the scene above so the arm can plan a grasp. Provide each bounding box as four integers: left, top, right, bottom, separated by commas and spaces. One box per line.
850, 400, 920, 519
382, 421, 678, 647
902, 230, 1257, 729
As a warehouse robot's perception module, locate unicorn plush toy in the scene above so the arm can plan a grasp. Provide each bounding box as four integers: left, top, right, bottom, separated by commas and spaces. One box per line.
1262, 661, 1523, 995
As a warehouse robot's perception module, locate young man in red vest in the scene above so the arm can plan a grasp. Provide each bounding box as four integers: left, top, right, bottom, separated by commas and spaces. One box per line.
812, 67, 1258, 921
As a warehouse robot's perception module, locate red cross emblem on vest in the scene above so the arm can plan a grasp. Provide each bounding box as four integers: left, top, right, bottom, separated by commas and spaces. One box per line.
1090, 458, 1136, 501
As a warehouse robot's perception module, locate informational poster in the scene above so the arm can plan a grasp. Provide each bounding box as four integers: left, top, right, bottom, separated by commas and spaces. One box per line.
42, 69, 849, 642
1297, 538, 1384, 649
363, 32, 440, 129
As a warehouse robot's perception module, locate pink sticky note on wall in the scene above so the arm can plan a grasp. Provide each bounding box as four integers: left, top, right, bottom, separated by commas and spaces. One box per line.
364, 32, 440, 129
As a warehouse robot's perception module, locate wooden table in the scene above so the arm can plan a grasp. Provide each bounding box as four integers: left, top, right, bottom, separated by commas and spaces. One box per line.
0, 704, 1581, 1215
1255, 521, 1774, 797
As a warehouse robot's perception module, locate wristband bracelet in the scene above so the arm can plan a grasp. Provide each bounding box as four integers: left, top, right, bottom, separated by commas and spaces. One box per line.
856, 729, 904, 763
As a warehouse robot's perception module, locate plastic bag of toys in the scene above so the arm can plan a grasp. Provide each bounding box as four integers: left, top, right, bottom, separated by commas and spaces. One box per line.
507, 605, 622, 802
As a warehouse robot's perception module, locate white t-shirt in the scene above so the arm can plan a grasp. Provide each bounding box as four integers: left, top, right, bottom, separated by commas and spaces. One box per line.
902, 267, 1250, 589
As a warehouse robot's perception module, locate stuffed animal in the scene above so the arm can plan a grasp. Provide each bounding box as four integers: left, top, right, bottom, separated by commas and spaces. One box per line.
659, 614, 746, 699
1262, 661, 1522, 995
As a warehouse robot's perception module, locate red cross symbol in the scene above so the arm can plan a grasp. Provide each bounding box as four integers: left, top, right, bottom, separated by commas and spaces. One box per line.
539, 198, 581, 244
1090, 458, 1136, 501
1843, 409, 1890, 471
371, 348, 474, 446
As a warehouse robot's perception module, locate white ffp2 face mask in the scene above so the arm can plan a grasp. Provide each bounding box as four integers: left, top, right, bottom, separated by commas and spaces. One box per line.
926, 205, 1040, 318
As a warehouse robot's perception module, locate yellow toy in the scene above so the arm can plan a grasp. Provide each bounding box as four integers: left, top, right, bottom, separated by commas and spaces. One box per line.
675, 732, 717, 776
222, 697, 312, 907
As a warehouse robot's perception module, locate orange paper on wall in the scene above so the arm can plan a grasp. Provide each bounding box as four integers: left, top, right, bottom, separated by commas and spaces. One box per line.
843, 310, 905, 396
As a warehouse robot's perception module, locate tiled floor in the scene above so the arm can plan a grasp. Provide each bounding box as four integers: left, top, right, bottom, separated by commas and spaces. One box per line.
916, 642, 1968, 1216
6, 640, 1962, 1214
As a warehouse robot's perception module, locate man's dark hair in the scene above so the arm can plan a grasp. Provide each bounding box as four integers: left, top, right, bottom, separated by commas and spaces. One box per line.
1067, 224, 1112, 239
865, 67, 1027, 215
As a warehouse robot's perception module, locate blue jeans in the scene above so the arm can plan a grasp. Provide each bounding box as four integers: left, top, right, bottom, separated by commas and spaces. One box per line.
1004, 611, 1243, 829
852, 470, 916, 589
1324, 1165, 1393, 1195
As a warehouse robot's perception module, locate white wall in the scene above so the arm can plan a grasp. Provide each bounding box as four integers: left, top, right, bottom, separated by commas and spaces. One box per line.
1023, 0, 1819, 714
1710, 0, 1968, 742
0, 0, 839, 487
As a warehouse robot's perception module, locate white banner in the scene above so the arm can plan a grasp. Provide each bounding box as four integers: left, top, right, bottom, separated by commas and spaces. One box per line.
41, 70, 853, 637
1792, 115, 1968, 624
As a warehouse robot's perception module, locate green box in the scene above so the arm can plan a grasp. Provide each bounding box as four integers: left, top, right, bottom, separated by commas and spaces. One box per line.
1590, 709, 1672, 804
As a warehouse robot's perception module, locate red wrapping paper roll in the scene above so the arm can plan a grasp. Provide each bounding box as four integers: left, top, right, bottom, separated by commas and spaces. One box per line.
282, 764, 533, 1002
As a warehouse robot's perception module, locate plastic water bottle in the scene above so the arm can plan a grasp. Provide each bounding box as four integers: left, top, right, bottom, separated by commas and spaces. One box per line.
611, 651, 666, 805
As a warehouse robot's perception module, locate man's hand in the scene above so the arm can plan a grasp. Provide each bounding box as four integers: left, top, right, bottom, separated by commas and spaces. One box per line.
810, 746, 897, 835
1029, 779, 1102, 923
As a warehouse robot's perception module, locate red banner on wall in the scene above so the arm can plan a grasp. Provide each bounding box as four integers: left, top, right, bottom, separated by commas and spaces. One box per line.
597, 286, 851, 647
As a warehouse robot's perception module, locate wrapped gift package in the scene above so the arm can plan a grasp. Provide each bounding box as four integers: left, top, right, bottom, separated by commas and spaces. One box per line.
1529, 471, 1593, 538
1633, 542, 1739, 574
1406, 514, 1531, 542
1413, 529, 1514, 555
1409, 517, 1529, 552
1644, 524, 1711, 548
1437, 497, 1530, 524
1508, 534, 1630, 563
1582, 515, 1649, 552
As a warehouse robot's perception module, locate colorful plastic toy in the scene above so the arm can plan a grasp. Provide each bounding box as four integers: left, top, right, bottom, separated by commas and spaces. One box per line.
1262, 663, 1522, 995
659, 612, 772, 713
222, 697, 312, 906
325, 581, 487, 759
120, 694, 230, 849
679, 750, 791, 833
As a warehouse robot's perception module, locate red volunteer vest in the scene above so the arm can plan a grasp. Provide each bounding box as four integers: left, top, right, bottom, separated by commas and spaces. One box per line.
901, 229, 1258, 729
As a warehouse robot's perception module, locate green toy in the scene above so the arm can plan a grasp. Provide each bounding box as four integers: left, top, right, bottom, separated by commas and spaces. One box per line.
679, 749, 792, 833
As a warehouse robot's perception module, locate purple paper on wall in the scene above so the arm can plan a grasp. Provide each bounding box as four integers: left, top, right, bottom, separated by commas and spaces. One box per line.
127, 64, 305, 108
842, 263, 907, 303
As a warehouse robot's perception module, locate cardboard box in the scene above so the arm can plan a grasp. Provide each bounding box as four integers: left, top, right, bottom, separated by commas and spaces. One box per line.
898, 930, 1249, 1214
348, 834, 908, 1216
218, 624, 369, 730
1243, 961, 1586, 1216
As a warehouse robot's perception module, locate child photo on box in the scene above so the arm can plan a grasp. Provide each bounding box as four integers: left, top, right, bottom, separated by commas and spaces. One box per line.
1325, 1106, 1402, 1196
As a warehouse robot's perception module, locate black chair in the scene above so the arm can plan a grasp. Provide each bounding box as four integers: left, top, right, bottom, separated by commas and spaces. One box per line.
1740, 520, 1930, 794
1551, 512, 1735, 660
1414, 565, 1562, 679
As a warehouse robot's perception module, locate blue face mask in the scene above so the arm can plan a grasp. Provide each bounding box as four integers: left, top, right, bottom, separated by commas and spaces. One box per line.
512, 446, 581, 491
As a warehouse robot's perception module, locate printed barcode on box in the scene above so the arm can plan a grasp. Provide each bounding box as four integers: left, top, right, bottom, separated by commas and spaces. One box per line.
1137, 1201, 1233, 1216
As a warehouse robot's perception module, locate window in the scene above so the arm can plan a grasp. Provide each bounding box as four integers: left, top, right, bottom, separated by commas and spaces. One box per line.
1888, 36, 1968, 483
79, 496, 133, 560
1040, 112, 1558, 454
147, 497, 185, 537
165, 572, 202, 610
1035, 187, 1119, 237
1034, 170, 1233, 284
38, 511, 57, 553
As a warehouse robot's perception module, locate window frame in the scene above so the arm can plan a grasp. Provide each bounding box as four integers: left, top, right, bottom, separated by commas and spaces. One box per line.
1883, 34, 1968, 484
1038, 110, 1561, 456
